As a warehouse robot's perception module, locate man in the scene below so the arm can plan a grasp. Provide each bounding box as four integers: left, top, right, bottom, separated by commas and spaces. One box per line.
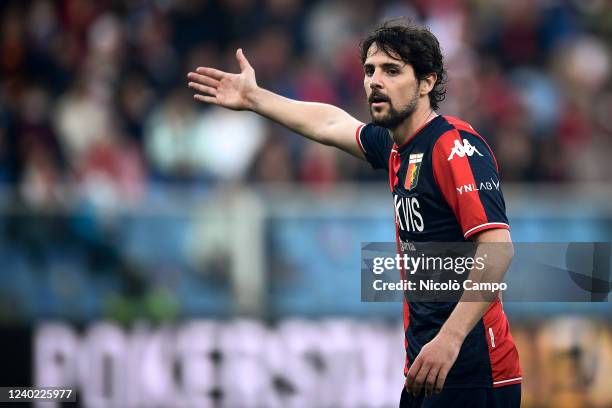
187, 19, 521, 408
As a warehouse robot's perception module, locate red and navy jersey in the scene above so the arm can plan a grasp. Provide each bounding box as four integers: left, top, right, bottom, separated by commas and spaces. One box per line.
356, 115, 522, 388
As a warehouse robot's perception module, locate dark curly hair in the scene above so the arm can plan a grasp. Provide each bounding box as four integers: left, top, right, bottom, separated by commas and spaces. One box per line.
360, 18, 447, 111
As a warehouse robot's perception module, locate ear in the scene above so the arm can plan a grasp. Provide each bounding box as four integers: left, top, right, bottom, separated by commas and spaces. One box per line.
419, 73, 437, 97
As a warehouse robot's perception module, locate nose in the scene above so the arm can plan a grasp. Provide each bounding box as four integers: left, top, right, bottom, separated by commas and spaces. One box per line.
369, 69, 383, 90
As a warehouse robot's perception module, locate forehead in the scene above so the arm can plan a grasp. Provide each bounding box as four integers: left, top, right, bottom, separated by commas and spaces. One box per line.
364, 42, 404, 65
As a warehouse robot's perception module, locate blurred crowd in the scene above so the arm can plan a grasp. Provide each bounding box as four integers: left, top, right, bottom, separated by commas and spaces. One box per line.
1, 0, 611, 211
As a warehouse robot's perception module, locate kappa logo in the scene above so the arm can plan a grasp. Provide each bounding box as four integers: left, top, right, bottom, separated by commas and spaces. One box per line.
448, 139, 483, 161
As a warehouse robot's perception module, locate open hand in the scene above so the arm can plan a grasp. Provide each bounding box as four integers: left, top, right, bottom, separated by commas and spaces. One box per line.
187, 48, 258, 111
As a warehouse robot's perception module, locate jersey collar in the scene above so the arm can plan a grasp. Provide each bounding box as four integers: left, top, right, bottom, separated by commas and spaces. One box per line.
394, 114, 442, 152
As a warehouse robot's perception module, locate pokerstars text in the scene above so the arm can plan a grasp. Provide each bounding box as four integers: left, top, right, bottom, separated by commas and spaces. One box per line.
372, 254, 487, 275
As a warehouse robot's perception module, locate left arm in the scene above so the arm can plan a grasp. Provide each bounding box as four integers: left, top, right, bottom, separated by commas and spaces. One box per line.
405, 228, 514, 397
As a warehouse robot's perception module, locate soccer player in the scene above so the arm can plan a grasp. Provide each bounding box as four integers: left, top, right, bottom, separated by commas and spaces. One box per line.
187, 19, 521, 408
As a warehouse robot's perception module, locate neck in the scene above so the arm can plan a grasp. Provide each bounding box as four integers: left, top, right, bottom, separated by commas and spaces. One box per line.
389, 103, 437, 146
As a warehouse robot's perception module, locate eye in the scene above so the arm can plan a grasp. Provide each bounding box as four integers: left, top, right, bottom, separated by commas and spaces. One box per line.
387, 67, 400, 75
364, 66, 374, 76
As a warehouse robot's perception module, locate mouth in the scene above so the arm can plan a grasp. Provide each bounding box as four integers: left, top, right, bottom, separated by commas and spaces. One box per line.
370, 101, 388, 108
369, 94, 390, 108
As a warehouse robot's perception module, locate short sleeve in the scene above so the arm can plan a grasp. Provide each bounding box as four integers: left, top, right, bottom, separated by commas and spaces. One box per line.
356, 123, 393, 171
432, 129, 509, 239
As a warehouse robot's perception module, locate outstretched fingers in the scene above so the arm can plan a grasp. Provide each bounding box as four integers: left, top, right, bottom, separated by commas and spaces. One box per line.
188, 81, 217, 96
195, 67, 226, 80
187, 72, 220, 88
188, 71, 220, 104
194, 94, 218, 104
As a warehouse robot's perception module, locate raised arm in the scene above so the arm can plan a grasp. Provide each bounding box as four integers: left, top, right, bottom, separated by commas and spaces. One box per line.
187, 49, 365, 159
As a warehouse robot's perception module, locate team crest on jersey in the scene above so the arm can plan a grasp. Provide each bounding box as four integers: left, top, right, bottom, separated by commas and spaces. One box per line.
404, 153, 423, 190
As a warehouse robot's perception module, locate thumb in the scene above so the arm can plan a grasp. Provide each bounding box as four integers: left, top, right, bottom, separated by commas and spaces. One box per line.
236, 48, 252, 72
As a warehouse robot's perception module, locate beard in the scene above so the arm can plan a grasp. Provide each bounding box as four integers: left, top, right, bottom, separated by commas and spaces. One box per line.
369, 89, 419, 129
